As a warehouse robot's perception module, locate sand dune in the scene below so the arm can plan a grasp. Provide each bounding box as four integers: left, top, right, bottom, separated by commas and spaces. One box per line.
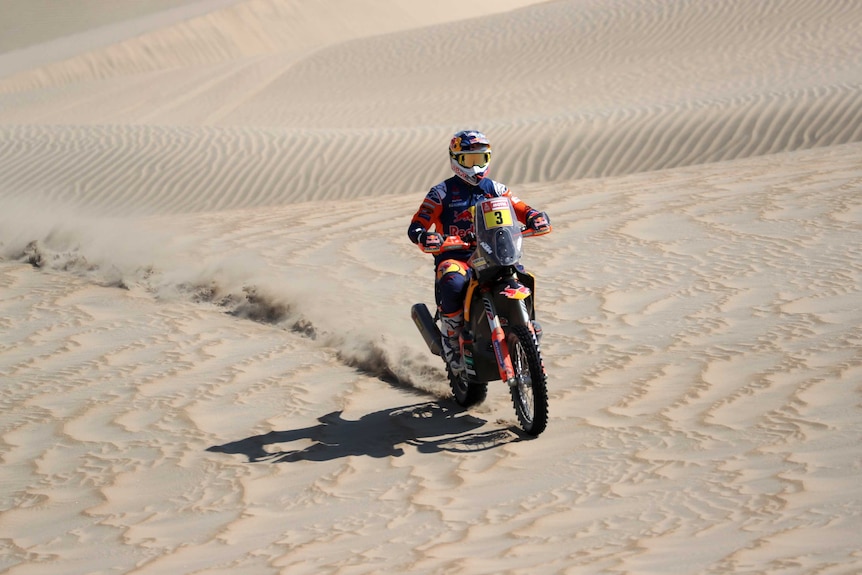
2, 0, 861, 215
1, 0, 861, 573
0, 0, 546, 89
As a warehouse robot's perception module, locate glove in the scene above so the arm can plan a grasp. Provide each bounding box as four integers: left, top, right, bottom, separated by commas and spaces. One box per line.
418, 231, 444, 251
526, 211, 551, 233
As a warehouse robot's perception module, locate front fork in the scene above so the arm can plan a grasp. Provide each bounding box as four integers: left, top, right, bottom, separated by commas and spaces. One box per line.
461, 273, 541, 385
482, 296, 517, 386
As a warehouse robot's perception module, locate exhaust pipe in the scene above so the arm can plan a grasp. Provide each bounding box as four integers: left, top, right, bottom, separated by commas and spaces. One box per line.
411, 303, 442, 356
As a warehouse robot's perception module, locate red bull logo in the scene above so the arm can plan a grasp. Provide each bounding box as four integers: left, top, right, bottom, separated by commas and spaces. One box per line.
448, 208, 474, 238
501, 284, 531, 299
453, 209, 473, 223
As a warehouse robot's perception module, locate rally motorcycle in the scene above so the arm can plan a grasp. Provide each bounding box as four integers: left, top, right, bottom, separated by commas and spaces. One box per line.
411, 196, 551, 436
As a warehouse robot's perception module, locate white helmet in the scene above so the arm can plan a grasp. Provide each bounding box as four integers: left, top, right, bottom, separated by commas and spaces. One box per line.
449, 130, 491, 185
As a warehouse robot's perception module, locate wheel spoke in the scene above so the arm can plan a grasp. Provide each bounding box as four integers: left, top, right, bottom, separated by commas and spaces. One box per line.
507, 325, 549, 436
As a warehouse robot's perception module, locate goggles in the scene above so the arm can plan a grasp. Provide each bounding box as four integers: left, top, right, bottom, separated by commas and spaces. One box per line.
455, 151, 490, 169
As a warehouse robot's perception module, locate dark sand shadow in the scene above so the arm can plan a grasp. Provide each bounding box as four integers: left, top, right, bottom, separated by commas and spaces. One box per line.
207, 401, 524, 462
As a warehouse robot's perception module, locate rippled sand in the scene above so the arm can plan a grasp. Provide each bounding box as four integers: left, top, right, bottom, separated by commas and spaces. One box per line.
1, 1, 861, 573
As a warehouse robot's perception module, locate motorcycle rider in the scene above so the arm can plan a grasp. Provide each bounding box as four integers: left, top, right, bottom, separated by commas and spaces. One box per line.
407, 130, 551, 374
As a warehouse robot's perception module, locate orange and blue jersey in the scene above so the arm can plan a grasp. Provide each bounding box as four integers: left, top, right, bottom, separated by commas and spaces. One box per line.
407, 176, 537, 265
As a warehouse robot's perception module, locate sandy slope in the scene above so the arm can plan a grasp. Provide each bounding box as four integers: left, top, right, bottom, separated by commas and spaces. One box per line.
1, 0, 861, 216
1, 0, 861, 573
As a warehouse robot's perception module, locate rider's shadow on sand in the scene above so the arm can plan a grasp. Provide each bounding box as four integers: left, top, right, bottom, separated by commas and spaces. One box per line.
207, 402, 523, 463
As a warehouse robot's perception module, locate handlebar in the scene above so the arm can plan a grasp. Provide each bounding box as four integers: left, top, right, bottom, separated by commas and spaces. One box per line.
419, 235, 473, 254
521, 225, 552, 238
418, 225, 552, 254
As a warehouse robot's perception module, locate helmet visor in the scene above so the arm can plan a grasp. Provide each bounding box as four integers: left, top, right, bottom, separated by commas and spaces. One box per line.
455, 152, 490, 169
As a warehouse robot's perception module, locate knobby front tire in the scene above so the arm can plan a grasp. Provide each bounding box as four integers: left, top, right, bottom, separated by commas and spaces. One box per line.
507, 324, 549, 436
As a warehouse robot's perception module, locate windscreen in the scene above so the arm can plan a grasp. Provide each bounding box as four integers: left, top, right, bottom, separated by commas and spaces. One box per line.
475, 197, 522, 267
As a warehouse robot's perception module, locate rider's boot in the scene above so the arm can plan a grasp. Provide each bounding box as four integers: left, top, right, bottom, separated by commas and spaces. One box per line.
440, 310, 465, 375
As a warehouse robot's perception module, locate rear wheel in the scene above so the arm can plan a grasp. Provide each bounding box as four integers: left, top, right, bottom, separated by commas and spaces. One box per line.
507, 324, 549, 436
449, 367, 487, 407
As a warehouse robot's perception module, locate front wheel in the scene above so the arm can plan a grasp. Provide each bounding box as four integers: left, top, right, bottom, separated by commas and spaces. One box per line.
507, 324, 549, 436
